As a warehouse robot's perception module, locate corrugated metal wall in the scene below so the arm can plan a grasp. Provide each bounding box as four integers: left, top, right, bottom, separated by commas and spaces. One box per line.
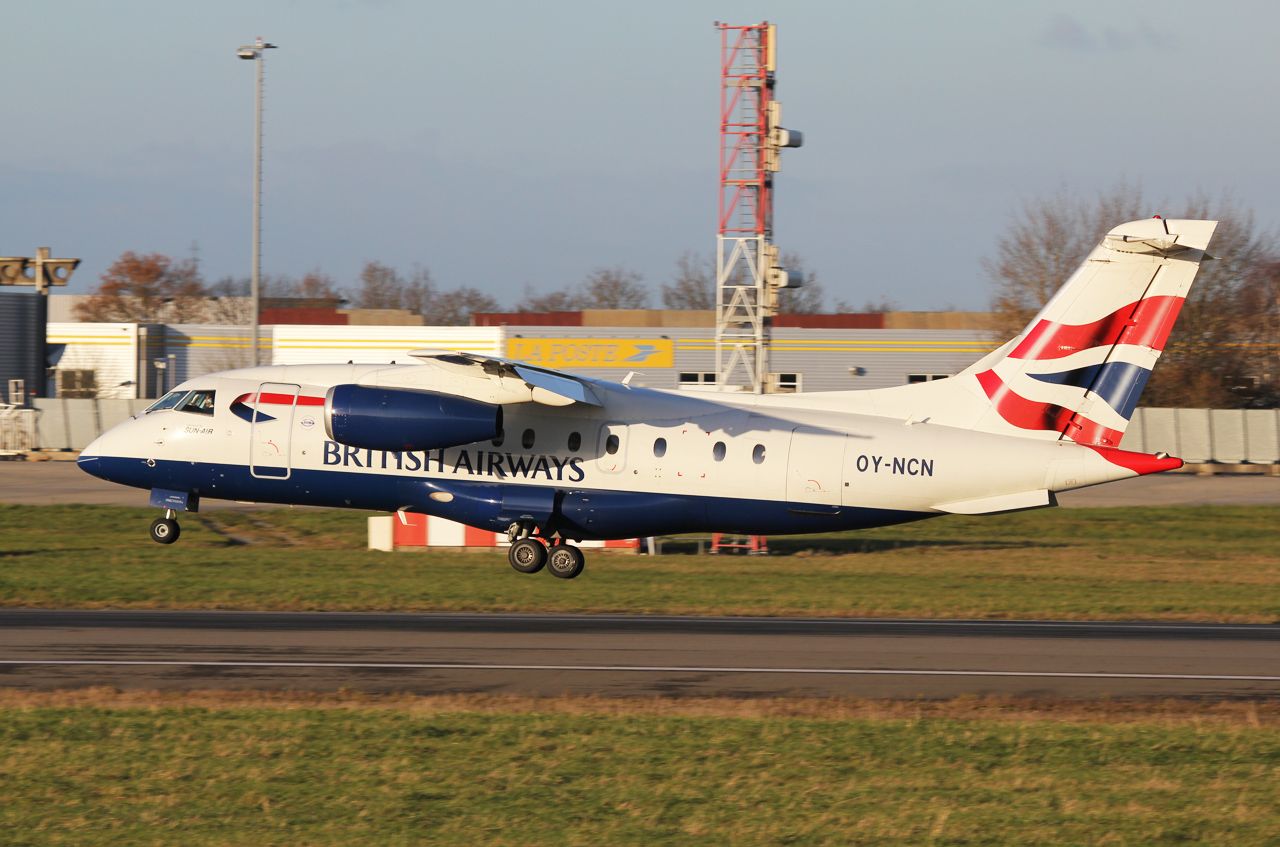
0, 292, 39, 400
164, 324, 256, 386
46, 323, 138, 399
494, 326, 995, 391
272, 325, 502, 365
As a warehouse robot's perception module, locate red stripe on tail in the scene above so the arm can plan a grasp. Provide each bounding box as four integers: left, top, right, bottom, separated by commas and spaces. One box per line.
976, 370, 1124, 446
1009, 295, 1185, 360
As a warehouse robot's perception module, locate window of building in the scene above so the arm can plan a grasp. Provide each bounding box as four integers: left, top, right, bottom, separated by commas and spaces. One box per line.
653, 437, 667, 458
907, 373, 951, 384
752, 444, 766, 464
678, 372, 718, 390
605, 434, 620, 455
522, 428, 535, 449
769, 373, 801, 393
712, 441, 726, 462
567, 431, 581, 451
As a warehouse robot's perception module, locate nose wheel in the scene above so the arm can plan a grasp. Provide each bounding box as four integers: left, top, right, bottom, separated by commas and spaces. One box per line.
149, 512, 181, 545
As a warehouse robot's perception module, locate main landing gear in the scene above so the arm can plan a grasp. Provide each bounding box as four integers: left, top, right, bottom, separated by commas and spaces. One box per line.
506, 523, 586, 580
149, 509, 181, 544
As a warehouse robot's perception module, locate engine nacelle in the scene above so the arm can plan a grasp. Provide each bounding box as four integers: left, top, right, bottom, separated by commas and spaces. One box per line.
324, 385, 501, 451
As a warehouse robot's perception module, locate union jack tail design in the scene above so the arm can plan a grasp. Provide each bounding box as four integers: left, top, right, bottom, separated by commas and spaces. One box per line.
964, 217, 1217, 447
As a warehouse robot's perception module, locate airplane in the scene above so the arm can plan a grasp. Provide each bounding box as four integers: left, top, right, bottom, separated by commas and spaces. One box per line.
79, 217, 1217, 579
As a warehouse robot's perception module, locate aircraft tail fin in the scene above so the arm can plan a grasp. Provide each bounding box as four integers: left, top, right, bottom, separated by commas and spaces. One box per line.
963, 217, 1216, 446
850, 218, 1218, 448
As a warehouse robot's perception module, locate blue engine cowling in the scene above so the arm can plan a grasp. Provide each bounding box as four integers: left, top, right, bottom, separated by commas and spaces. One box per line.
324, 384, 501, 451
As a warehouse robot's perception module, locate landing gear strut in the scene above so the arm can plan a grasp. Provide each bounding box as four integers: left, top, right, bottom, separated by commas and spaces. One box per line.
150, 509, 180, 544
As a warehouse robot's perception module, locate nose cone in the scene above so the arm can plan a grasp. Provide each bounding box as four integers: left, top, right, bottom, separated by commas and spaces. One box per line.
77, 434, 109, 480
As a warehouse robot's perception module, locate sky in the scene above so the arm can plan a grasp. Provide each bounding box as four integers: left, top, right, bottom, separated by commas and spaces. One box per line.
4, 1, 1279, 310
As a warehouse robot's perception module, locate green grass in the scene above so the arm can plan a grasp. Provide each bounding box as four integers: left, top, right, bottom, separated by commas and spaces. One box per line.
1, 699, 1277, 846
1, 504, 1277, 620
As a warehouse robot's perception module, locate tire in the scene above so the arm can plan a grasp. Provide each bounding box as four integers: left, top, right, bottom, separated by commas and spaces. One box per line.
508, 538, 547, 574
149, 517, 180, 545
546, 544, 585, 580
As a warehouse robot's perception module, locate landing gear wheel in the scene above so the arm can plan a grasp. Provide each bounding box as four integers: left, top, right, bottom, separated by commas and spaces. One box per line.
149, 517, 180, 544
508, 538, 547, 574
546, 544, 585, 580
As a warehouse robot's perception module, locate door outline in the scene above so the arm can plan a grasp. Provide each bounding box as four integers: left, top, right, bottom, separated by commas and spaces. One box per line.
250, 382, 299, 480
785, 426, 845, 513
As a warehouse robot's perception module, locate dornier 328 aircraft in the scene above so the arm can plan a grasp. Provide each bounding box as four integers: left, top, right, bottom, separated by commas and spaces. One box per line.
80, 218, 1216, 579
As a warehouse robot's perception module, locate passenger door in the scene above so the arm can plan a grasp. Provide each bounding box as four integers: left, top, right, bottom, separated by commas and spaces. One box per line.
785, 426, 844, 512
249, 382, 299, 479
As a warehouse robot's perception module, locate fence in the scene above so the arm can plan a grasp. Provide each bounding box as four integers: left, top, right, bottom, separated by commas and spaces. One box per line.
1118, 409, 1280, 464
30, 398, 152, 451
0, 405, 36, 454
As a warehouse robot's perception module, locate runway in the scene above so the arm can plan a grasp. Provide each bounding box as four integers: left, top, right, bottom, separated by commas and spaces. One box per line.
3, 610, 1277, 699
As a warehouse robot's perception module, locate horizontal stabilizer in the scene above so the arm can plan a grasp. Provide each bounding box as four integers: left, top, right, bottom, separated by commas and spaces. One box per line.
935, 489, 1054, 515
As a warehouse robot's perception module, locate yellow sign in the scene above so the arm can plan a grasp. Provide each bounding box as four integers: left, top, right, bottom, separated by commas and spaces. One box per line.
506, 337, 674, 369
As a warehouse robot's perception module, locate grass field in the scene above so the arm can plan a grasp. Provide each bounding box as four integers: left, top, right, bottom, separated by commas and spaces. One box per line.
1, 503, 1277, 620
1, 691, 1276, 846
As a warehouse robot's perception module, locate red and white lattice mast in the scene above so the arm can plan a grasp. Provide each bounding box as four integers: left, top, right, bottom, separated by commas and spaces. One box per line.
715, 21, 803, 393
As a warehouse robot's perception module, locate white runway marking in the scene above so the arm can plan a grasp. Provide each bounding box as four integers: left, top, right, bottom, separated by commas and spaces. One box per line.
2, 659, 1278, 682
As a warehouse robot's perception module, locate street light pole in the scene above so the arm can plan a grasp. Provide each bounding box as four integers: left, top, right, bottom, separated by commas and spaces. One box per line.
237, 37, 277, 368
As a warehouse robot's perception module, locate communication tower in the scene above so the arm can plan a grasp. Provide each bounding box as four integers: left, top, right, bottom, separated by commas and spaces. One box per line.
714, 22, 803, 393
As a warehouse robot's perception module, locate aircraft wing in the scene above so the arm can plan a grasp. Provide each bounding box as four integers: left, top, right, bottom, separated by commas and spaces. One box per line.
355, 349, 602, 408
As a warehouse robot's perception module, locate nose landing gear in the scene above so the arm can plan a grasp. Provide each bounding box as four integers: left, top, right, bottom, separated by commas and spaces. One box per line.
149, 509, 181, 544
505, 522, 586, 579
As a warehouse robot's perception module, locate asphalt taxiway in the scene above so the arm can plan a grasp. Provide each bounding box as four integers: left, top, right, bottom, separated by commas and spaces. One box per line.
2, 610, 1276, 700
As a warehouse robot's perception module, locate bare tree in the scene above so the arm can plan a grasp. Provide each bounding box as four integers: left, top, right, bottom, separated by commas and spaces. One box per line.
352, 261, 408, 310
74, 251, 208, 322
984, 181, 1148, 338
580, 267, 649, 309
662, 252, 714, 310
423, 287, 500, 325
776, 252, 825, 313
984, 183, 1279, 407
523, 285, 582, 312
399, 266, 435, 317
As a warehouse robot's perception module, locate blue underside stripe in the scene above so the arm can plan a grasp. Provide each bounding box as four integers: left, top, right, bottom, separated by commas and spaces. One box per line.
77, 456, 932, 540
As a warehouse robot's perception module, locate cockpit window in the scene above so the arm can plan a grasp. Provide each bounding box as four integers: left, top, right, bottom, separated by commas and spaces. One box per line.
178, 390, 216, 415
146, 391, 189, 413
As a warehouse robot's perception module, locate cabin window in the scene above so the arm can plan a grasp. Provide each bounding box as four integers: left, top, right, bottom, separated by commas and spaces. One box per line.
653, 437, 667, 458
605, 434, 620, 455
712, 441, 726, 462
522, 428, 535, 449
146, 390, 188, 413
492, 429, 505, 447
178, 390, 216, 415
567, 431, 581, 451
753, 444, 766, 464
